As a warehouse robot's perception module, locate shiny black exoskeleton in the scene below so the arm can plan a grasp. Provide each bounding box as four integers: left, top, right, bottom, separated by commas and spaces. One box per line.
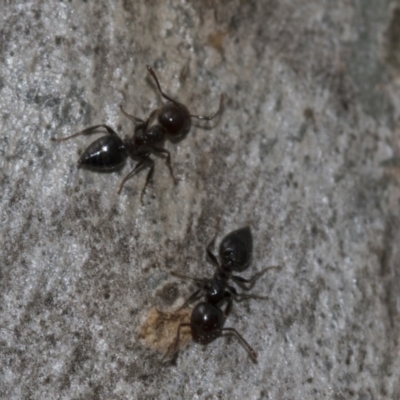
166, 300, 258, 362
164, 227, 280, 362
172, 227, 280, 310
51, 65, 223, 203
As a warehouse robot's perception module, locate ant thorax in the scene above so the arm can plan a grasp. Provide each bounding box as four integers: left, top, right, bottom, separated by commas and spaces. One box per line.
206, 269, 230, 304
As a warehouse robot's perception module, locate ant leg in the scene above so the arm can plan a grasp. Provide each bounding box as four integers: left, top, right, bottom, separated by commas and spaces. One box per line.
119, 105, 145, 125
140, 157, 156, 204
171, 271, 207, 285
146, 65, 180, 106
117, 156, 148, 194
231, 265, 281, 291
51, 124, 119, 141
117, 156, 153, 203
163, 322, 191, 361
177, 288, 203, 310
227, 285, 268, 302
222, 294, 233, 317
170, 271, 206, 308
221, 327, 257, 362
228, 286, 269, 302
190, 94, 224, 121
151, 146, 176, 184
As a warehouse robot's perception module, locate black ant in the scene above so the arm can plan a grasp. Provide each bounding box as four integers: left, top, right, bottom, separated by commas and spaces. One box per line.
51, 65, 223, 203
165, 227, 280, 362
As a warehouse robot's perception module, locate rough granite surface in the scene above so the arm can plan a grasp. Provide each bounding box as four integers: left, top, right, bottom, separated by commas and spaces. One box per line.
1, 1, 400, 399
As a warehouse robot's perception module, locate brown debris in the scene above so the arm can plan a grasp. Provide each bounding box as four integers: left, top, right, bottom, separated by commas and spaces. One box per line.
138, 307, 192, 353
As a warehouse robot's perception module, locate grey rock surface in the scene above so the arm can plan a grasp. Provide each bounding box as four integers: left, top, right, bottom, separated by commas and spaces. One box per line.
1, 0, 400, 399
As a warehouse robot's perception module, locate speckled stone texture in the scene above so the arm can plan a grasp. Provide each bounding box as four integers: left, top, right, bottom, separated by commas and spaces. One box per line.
1, 1, 400, 399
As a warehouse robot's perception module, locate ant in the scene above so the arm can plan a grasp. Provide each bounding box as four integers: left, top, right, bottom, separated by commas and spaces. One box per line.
165, 227, 280, 362
51, 65, 223, 203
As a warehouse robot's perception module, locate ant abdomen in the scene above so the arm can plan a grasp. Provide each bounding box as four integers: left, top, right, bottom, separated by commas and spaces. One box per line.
78, 135, 127, 171
219, 226, 253, 272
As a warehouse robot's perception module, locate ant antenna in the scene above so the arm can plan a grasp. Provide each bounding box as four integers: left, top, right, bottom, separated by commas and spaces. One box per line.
146, 65, 180, 106
146, 65, 224, 121
190, 94, 224, 121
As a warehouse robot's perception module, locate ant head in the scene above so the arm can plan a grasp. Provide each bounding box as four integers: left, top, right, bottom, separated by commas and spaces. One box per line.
158, 103, 191, 141
146, 64, 223, 142
190, 302, 224, 345
219, 227, 253, 272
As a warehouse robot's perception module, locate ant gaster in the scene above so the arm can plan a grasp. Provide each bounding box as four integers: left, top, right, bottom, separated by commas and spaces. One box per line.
166, 227, 280, 362
51, 65, 223, 203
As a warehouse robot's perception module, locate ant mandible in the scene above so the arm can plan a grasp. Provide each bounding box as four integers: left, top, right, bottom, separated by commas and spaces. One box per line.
51, 65, 223, 203
171, 227, 280, 312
